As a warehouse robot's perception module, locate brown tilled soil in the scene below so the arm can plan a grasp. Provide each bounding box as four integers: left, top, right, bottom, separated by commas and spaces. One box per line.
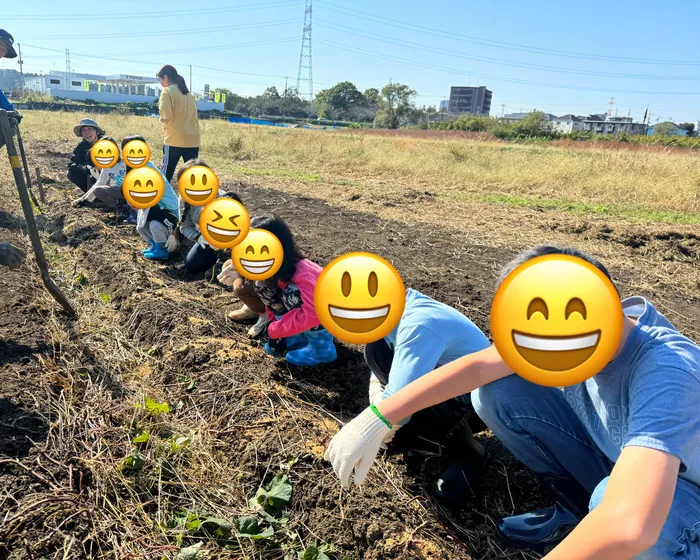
0, 136, 698, 560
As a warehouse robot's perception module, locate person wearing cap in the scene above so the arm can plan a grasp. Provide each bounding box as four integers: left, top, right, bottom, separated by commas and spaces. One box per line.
67, 118, 105, 192
0, 29, 18, 114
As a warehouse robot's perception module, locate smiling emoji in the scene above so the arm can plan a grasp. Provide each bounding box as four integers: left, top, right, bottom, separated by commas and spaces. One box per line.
231, 229, 283, 280
121, 167, 165, 210
121, 139, 151, 168
490, 254, 624, 387
178, 165, 219, 206
314, 252, 405, 344
90, 139, 119, 169
198, 198, 250, 250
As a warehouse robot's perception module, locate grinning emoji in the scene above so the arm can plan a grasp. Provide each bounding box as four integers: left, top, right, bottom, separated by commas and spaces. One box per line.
178, 165, 219, 207
90, 139, 119, 169
231, 229, 283, 281
490, 254, 624, 387
314, 252, 406, 345
198, 198, 250, 250
121, 139, 151, 168
121, 167, 165, 210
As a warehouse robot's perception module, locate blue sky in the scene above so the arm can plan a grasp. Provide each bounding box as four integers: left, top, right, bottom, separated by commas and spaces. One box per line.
6, 0, 700, 123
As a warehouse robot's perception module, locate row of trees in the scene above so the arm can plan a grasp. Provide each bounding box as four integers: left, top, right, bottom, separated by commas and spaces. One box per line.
214, 80, 435, 128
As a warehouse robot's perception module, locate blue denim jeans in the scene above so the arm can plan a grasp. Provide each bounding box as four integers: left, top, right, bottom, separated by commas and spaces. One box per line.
472, 374, 700, 559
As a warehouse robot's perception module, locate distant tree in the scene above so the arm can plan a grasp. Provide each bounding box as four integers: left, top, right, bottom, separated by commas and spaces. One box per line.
678, 122, 695, 136
652, 122, 679, 136
314, 88, 331, 119
512, 110, 550, 137
374, 83, 417, 129
363, 88, 380, 106
262, 86, 281, 99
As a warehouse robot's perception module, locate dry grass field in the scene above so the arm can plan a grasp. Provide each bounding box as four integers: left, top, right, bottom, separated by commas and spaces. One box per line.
0, 110, 698, 560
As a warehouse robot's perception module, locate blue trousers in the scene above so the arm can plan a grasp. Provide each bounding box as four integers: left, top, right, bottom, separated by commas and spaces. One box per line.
472, 374, 700, 559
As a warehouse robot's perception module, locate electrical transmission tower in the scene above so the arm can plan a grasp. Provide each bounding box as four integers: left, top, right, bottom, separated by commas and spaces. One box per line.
296, 0, 313, 102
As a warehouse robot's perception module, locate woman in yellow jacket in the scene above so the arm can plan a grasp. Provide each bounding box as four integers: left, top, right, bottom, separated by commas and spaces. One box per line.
156, 65, 201, 182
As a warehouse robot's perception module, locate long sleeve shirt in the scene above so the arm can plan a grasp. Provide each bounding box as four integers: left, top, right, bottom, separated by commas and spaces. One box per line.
266, 259, 323, 339
158, 85, 200, 148
0, 89, 14, 111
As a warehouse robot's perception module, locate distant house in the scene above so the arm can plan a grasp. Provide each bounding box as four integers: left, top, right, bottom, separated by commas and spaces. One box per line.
551, 114, 584, 134
582, 116, 647, 136
647, 122, 688, 136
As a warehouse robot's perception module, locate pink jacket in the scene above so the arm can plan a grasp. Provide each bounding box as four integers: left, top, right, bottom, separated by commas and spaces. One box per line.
266, 259, 322, 339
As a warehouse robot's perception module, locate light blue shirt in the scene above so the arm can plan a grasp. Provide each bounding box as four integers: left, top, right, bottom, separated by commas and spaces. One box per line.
564, 296, 700, 487
382, 288, 490, 405
0, 89, 14, 112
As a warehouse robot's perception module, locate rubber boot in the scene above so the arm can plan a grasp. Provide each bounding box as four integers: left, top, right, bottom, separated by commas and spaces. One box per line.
496, 474, 590, 551
141, 239, 157, 254
285, 333, 308, 352
144, 242, 169, 261
434, 414, 488, 502
285, 328, 337, 366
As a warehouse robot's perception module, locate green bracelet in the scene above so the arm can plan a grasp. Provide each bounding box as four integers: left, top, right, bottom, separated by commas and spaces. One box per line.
370, 404, 392, 430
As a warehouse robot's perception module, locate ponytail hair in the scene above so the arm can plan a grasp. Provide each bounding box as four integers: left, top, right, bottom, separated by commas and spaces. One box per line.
156, 64, 189, 95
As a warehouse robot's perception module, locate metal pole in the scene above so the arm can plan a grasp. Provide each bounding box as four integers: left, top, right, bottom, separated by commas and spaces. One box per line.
17, 43, 24, 90
189, 65, 193, 92
35, 167, 45, 203
0, 110, 76, 317
14, 125, 40, 209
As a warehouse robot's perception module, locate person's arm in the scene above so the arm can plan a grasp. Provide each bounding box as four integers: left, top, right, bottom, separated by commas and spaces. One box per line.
377, 344, 512, 424
159, 88, 172, 126
267, 264, 321, 339
543, 447, 679, 560
0, 89, 15, 112
178, 208, 200, 242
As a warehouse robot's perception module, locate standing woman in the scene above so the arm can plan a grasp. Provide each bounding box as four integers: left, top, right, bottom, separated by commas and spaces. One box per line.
156, 65, 201, 183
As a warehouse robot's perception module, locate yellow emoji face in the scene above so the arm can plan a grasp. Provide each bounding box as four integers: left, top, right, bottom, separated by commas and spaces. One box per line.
178, 165, 219, 207
198, 198, 250, 250
122, 139, 151, 168
314, 252, 405, 345
121, 167, 165, 210
90, 139, 119, 169
231, 229, 283, 281
490, 254, 624, 387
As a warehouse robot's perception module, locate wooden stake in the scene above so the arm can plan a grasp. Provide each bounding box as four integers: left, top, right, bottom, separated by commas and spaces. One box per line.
35, 166, 45, 203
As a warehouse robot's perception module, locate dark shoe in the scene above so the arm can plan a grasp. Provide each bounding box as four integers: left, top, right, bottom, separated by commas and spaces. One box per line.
435, 453, 488, 502
496, 475, 590, 550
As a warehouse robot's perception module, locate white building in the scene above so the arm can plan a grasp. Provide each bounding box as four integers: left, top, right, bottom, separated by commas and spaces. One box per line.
25, 72, 224, 111
550, 114, 585, 134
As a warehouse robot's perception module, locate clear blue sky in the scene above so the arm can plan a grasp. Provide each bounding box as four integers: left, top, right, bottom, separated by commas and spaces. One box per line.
6, 0, 700, 123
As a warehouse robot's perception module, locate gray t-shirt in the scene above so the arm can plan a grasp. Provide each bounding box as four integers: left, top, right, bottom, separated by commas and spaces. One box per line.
564, 296, 700, 487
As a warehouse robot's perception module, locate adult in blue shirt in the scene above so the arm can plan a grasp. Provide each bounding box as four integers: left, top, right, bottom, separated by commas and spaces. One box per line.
363, 287, 491, 501
327, 246, 700, 559
0, 30, 18, 113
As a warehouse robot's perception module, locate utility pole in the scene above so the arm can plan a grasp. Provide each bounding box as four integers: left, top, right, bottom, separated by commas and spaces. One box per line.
284, 76, 288, 97
189, 65, 192, 93
65, 49, 71, 89
17, 44, 24, 90
501, 104, 505, 117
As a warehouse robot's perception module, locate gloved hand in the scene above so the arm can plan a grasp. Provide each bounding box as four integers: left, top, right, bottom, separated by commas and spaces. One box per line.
0, 242, 27, 269
217, 259, 240, 286
165, 234, 179, 252
88, 166, 101, 181
368, 373, 385, 407
196, 234, 209, 249
324, 406, 394, 488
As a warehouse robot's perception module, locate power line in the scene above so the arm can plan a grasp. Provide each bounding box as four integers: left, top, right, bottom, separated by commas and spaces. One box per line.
317, 19, 700, 81
316, 38, 700, 95
6, 0, 298, 20
317, 1, 700, 66
20, 19, 299, 41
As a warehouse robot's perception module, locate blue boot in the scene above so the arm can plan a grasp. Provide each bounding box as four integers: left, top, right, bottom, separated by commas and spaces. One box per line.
144, 242, 169, 261
141, 240, 157, 254
285, 328, 337, 367
285, 333, 308, 351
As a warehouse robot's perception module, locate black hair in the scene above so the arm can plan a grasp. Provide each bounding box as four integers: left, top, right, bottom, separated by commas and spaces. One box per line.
174, 159, 242, 204
157, 64, 190, 95
499, 245, 620, 297
250, 214, 305, 283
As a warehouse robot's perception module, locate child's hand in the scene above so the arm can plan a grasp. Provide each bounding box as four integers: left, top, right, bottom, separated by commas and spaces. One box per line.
217, 259, 240, 286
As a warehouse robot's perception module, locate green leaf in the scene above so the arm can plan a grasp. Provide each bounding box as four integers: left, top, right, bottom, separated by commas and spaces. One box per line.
237, 515, 262, 535
265, 474, 293, 509
199, 517, 232, 539
133, 430, 150, 444
121, 448, 145, 472
144, 396, 169, 415
169, 435, 191, 453
185, 518, 201, 531
301, 546, 331, 560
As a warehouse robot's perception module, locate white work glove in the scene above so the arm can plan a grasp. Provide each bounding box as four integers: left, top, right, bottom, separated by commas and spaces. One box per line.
196, 234, 209, 249
88, 166, 100, 181
217, 259, 240, 287
324, 406, 393, 488
165, 234, 179, 252
368, 374, 400, 450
